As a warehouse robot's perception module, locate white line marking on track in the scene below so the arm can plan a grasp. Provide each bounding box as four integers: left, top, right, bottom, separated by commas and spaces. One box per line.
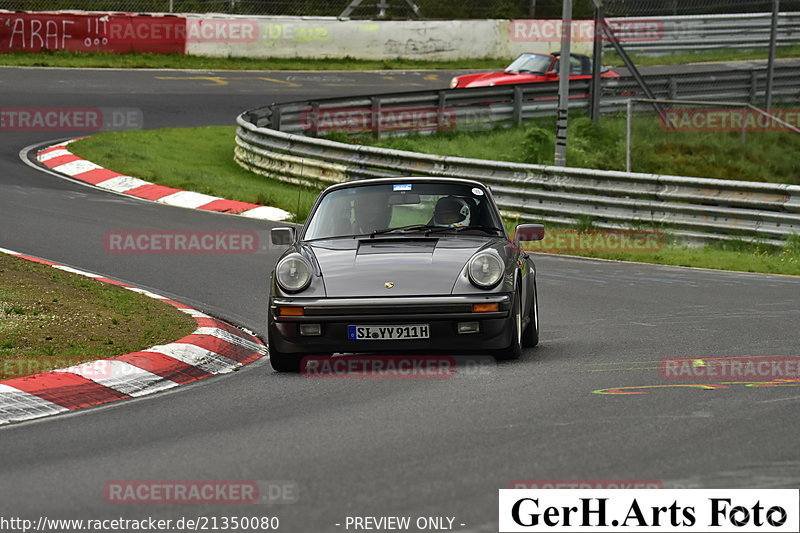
240, 205, 292, 221
95, 175, 150, 192
51, 159, 102, 176
55, 361, 178, 397
38, 148, 72, 162
143, 343, 242, 374
156, 190, 221, 208
0, 384, 69, 425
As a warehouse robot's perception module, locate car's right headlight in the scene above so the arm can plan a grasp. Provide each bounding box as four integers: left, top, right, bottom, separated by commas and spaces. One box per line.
468, 252, 504, 289
450, 77, 459, 89
275, 255, 312, 293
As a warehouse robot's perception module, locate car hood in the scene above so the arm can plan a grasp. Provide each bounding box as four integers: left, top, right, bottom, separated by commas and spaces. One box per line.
307, 237, 492, 297
464, 71, 546, 87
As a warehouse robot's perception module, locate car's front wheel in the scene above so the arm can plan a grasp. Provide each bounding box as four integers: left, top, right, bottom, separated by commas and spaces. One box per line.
494, 291, 522, 361
268, 344, 302, 373
522, 280, 539, 348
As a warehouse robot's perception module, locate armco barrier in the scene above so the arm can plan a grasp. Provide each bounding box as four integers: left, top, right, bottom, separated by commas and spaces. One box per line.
234, 61, 800, 246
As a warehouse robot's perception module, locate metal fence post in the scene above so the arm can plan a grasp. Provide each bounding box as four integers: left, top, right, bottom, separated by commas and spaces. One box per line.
437, 91, 447, 132
668, 78, 677, 100
371, 97, 382, 139
513, 86, 523, 127
765, 0, 780, 110
270, 104, 282, 131
589, 1, 604, 123
554, 0, 572, 167
626, 99, 632, 173
309, 102, 320, 137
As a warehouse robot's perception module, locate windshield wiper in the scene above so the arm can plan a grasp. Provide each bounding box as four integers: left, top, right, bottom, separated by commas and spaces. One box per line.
402, 225, 504, 235
369, 224, 439, 236
365, 224, 504, 237
450, 225, 504, 235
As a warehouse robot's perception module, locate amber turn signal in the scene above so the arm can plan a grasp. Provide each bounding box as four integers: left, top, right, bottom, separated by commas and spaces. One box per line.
472, 303, 499, 313
278, 306, 305, 316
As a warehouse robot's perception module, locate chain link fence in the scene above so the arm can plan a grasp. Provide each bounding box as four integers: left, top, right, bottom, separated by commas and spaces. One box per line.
2, 0, 800, 18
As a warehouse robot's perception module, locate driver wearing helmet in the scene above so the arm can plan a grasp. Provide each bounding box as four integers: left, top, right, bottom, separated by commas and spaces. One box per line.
433, 196, 471, 227
353, 192, 391, 234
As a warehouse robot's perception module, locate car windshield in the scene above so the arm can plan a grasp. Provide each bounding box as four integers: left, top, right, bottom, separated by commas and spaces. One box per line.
505, 53, 552, 74
303, 182, 504, 240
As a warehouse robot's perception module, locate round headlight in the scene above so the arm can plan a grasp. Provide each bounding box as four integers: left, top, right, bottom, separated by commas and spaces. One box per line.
450, 77, 459, 89
276, 255, 312, 293
468, 253, 504, 289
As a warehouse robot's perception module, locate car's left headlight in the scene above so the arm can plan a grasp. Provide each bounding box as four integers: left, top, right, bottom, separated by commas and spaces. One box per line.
276, 255, 312, 293
468, 252, 504, 289
450, 77, 459, 89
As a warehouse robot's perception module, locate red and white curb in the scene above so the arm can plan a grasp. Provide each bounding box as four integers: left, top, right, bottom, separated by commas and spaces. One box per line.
0, 247, 268, 426
36, 139, 291, 221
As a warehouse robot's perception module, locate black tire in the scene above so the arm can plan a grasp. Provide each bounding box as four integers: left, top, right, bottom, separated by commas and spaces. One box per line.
494, 290, 522, 361
522, 280, 539, 348
269, 345, 302, 373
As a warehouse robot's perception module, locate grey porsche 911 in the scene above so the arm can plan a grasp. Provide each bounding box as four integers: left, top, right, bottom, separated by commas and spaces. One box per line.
267, 177, 544, 372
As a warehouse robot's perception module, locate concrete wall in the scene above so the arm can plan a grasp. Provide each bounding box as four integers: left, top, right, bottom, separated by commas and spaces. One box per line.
184, 15, 594, 60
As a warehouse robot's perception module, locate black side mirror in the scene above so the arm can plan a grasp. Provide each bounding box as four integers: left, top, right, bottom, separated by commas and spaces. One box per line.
271, 227, 296, 245
514, 223, 545, 242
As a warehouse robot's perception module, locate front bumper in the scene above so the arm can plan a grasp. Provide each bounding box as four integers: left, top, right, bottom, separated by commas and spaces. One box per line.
268, 294, 513, 354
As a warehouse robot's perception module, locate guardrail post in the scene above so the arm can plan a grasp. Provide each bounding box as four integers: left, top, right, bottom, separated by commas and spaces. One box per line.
309, 102, 320, 137
437, 91, 447, 132
513, 86, 524, 126
749, 70, 759, 105
668, 78, 677, 100
269, 104, 282, 131
371, 97, 382, 138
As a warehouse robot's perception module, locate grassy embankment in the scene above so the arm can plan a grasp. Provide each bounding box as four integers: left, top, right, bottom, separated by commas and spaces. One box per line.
0, 253, 196, 380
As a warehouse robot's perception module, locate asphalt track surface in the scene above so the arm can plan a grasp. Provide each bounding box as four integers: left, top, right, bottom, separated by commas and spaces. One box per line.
1, 66, 799, 532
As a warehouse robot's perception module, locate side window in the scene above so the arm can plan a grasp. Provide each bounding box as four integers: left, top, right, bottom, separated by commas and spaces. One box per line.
570, 56, 582, 75
554, 57, 586, 75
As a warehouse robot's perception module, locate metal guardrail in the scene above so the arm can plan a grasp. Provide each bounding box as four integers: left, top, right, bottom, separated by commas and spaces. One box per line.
235, 62, 800, 246
607, 12, 800, 55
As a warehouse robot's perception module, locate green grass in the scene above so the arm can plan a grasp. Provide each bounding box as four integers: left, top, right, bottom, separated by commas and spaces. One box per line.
509, 220, 800, 276
604, 46, 800, 67
349, 114, 800, 184
0, 253, 196, 380
0, 50, 502, 71
70, 126, 799, 276
69, 127, 319, 221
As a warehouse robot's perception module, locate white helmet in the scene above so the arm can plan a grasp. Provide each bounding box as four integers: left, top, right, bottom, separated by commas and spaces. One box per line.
434, 196, 471, 227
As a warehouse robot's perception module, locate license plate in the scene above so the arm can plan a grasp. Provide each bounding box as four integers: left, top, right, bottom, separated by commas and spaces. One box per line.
348, 324, 430, 340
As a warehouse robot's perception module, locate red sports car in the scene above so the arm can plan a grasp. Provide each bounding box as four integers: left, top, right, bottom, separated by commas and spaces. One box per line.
450, 52, 620, 89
